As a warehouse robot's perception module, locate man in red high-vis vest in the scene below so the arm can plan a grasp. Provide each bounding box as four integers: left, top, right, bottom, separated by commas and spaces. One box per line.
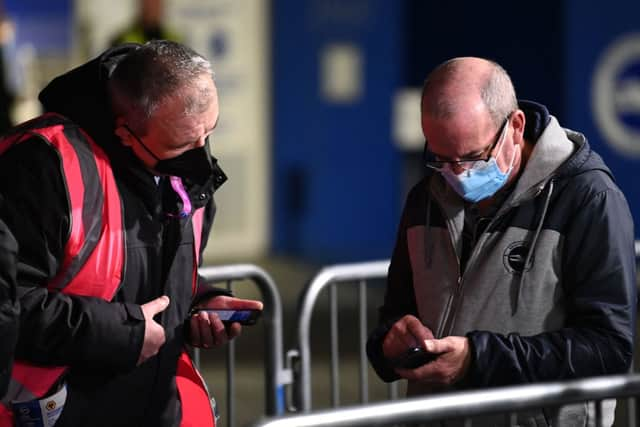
0, 40, 262, 427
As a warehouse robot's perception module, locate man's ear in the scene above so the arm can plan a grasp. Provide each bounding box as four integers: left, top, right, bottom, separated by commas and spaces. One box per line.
511, 109, 526, 145
114, 120, 133, 147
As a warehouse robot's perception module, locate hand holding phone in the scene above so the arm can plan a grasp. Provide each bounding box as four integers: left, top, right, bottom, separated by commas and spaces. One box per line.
390, 346, 439, 369
198, 308, 262, 325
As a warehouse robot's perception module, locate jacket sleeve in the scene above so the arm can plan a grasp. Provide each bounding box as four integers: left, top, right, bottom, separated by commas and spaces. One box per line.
0, 215, 19, 395
367, 184, 422, 382
466, 175, 636, 388
0, 137, 144, 372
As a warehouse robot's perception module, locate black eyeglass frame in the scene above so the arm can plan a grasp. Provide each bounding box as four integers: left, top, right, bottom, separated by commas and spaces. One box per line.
424, 114, 512, 170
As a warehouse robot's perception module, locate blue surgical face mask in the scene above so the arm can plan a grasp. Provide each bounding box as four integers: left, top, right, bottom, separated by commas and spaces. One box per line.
439, 132, 515, 203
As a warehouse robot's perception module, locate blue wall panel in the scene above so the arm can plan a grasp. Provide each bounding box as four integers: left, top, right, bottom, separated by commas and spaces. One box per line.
272, 0, 404, 262
565, 1, 640, 238
5, 0, 71, 53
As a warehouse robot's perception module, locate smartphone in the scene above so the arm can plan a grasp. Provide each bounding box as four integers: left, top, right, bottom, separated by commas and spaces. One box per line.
390, 346, 439, 369
198, 309, 262, 325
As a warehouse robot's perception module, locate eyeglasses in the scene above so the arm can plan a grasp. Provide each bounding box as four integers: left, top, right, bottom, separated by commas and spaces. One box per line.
424, 115, 511, 171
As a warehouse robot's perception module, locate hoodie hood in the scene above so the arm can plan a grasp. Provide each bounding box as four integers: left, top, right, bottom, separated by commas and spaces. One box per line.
38, 43, 140, 148
520, 99, 613, 179
505, 100, 614, 208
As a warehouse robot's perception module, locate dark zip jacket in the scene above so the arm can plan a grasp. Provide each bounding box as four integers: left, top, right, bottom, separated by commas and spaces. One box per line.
0, 44, 227, 426
367, 101, 637, 426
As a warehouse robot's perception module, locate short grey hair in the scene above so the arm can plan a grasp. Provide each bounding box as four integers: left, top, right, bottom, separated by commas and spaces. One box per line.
422, 58, 517, 128
480, 61, 518, 126
108, 40, 215, 134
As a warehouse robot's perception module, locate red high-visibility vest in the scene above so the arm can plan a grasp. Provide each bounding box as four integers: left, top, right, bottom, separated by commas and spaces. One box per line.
0, 113, 213, 427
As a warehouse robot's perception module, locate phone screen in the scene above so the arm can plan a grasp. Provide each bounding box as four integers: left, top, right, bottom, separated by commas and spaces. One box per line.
199, 309, 261, 325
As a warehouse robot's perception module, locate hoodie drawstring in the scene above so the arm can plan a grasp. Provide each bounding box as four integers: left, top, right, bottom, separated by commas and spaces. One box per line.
512, 180, 555, 315
424, 196, 434, 268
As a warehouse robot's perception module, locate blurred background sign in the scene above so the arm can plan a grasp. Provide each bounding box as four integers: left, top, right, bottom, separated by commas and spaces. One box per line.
566, 0, 640, 237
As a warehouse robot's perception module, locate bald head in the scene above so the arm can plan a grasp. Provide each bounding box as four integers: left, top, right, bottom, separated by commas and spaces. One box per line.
421, 57, 517, 127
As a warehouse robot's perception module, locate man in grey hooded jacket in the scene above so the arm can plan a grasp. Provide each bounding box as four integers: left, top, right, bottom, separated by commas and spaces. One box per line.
367, 57, 636, 426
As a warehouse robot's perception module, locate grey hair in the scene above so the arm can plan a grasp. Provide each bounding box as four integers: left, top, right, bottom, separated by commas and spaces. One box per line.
108, 40, 215, 134
480, 61, 518, 126
421, 58, 517, 128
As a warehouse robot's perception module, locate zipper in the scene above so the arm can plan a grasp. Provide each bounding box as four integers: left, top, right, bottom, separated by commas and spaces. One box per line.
439, 209, 505, 337
437, 276, 462, 339
432, 178, 548, 337
435, 202, 463, 339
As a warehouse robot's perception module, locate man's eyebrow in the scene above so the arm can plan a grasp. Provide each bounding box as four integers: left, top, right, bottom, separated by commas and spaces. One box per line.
426, 141, 484, 161
463, 147, 486, 157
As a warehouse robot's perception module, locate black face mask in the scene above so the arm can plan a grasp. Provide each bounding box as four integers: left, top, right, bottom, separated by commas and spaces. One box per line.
154, 141, 215, 185
124, 125, 215, 185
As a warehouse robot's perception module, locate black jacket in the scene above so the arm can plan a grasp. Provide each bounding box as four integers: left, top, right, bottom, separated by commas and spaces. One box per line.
0, 45, 227, 426
0, 215, 18, 398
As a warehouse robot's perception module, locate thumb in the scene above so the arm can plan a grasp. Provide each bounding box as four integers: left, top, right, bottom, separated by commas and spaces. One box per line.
143, 295, 170, 316
228, 298, 263, 311
424, 338, 444, 354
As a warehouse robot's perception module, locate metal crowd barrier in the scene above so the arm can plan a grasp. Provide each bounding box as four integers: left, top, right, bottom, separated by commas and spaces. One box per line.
252, 374, 640, 427
194, 243, 640, 425
288, 260, 393, 412
198, 264, 291, 427
283, 246, 640, 420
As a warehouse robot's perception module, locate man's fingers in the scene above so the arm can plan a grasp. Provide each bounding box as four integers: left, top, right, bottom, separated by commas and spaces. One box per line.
210, 314, 228, 346
199, 295, 263, 311
190, 311, 234, 348
424, 339, 438, 353
424, 337, 458, 355
231, 298, 263, 310
424, 338, 452, 354
197, 311, 214, 348
189, 298, 255, 348
137, 299, 169, 366
406, 316, 433, 342
392, 316, 423, 346
383, 314, 437, 360
142, 295, 170, 317
189, 315, 202, 347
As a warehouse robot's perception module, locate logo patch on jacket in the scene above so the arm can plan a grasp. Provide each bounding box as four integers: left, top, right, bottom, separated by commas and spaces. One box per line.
503, 241, 533, 274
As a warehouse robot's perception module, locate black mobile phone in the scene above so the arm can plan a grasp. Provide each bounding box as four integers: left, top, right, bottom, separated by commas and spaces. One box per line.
199, 309, 262, 325
390, 346, 439, 369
